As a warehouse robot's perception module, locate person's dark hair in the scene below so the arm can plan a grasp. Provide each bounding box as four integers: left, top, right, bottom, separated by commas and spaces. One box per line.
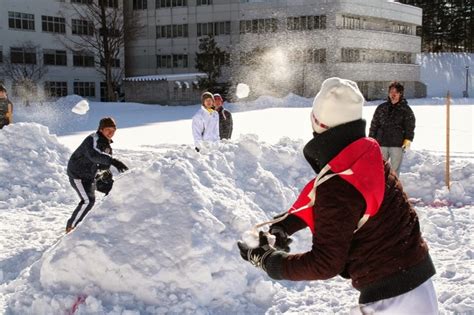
98, 117, 117, 130
0, 84, 7, 93
388, 81, 404, 95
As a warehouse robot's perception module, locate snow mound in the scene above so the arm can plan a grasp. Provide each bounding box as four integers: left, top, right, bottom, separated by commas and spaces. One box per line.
7, 135, 314, 314
4, 133, 473, 314
401, 150, 473, 206
0, 123, 72, 209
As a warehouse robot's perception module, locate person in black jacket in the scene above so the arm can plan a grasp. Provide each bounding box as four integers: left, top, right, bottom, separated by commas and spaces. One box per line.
213, 93, 233, 140
66, 117, 128, 233
369, 82, 415, 175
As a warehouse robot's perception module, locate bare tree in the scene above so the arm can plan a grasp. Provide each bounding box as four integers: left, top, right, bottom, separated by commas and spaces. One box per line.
61, 0, 142, 101
1, 42, 48, 106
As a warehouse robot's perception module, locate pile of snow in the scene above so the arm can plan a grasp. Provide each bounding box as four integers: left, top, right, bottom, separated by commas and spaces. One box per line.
6, 135, 314, 314
0, 123, 72, 209
0, 123, 74, 286
402, 150, 473, 206
4, 130, 473, 314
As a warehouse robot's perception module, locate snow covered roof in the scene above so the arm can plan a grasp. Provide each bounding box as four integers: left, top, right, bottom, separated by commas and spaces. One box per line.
124, 72, 207, 82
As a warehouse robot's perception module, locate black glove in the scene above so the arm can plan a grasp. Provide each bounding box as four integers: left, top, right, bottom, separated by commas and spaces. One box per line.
111, 158, 128, 173
269, 225, 292, 253
237, 231, 275, 271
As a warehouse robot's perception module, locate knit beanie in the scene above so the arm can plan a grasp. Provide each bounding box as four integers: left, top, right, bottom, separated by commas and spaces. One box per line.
311, 77, 364, 134
201, 92, 214, 104
98, 117, 117, 130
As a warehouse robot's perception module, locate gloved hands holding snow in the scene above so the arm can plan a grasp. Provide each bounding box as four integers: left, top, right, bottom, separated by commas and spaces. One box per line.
269, 225, 292, 253
111, 158, 128, 173
238, 231, 276, 271
402, 139, 411, 151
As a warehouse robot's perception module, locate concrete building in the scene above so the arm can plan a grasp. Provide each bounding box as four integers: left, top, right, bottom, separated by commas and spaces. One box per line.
0, 0, 124, 102
124, 0, 425, 101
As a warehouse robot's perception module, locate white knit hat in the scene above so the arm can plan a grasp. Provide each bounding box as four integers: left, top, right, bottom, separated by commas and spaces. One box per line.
311, 77, 365, 134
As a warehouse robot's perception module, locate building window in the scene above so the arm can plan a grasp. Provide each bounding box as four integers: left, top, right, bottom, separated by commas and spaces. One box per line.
201, 53, 230, 67
45, 81, 68, 97
99, 27, 121, 37
98, 0, 118, 8
342, 15, 362, 30
239, 47, 267, 66
197, 0, 212, 5
173, 54, 188, 68
341, 48, 360, 62
197, 21, 231, 37
72, 19, 94, 36
393, 23, 412, 35
287, 15, 326, 31
100, 58, 121, 67
71, 0, 93, 4
306, 48, 326, 63
157, 55, 172, 68
239, 19, 277, 34
133, 0, 147, 9
8, 11, 35, 31
157, 24, 188, 38
10, 47, 37, 64
73, 53, 95, 67
341, 48, 413, 64
44, 50, 67, 66
156, 0, 187, 8
42, 16, 66, 34
156, 54, 188, 68
74, 82, 96, 97
12, 81, 38, 97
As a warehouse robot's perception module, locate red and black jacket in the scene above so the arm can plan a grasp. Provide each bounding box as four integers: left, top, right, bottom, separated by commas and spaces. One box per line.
265, 119, 435, 304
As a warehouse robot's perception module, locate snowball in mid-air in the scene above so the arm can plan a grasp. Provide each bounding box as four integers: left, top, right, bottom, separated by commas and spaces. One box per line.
236, 83, 250, 99
71, 100, 90, 115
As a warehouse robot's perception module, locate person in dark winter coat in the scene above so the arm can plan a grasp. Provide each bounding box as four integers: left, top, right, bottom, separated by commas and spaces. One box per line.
213, 93, 233, 140
238, 78, 437, 314
0, 84, 13, 129
66, 117, 128, 233
369, 81, 415, 175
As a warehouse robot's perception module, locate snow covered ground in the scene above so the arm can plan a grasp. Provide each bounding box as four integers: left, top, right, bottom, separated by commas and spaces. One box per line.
0, 91, 472, 314
418, 53, 474, 98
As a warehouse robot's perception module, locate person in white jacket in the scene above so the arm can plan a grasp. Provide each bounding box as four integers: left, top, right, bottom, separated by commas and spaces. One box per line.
192, 92, 220, 151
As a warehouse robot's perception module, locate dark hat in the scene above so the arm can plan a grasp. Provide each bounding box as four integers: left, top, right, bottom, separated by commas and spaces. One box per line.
98, 117, 117, 130
201, 92, 214, 103
0, 84, 6, 92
